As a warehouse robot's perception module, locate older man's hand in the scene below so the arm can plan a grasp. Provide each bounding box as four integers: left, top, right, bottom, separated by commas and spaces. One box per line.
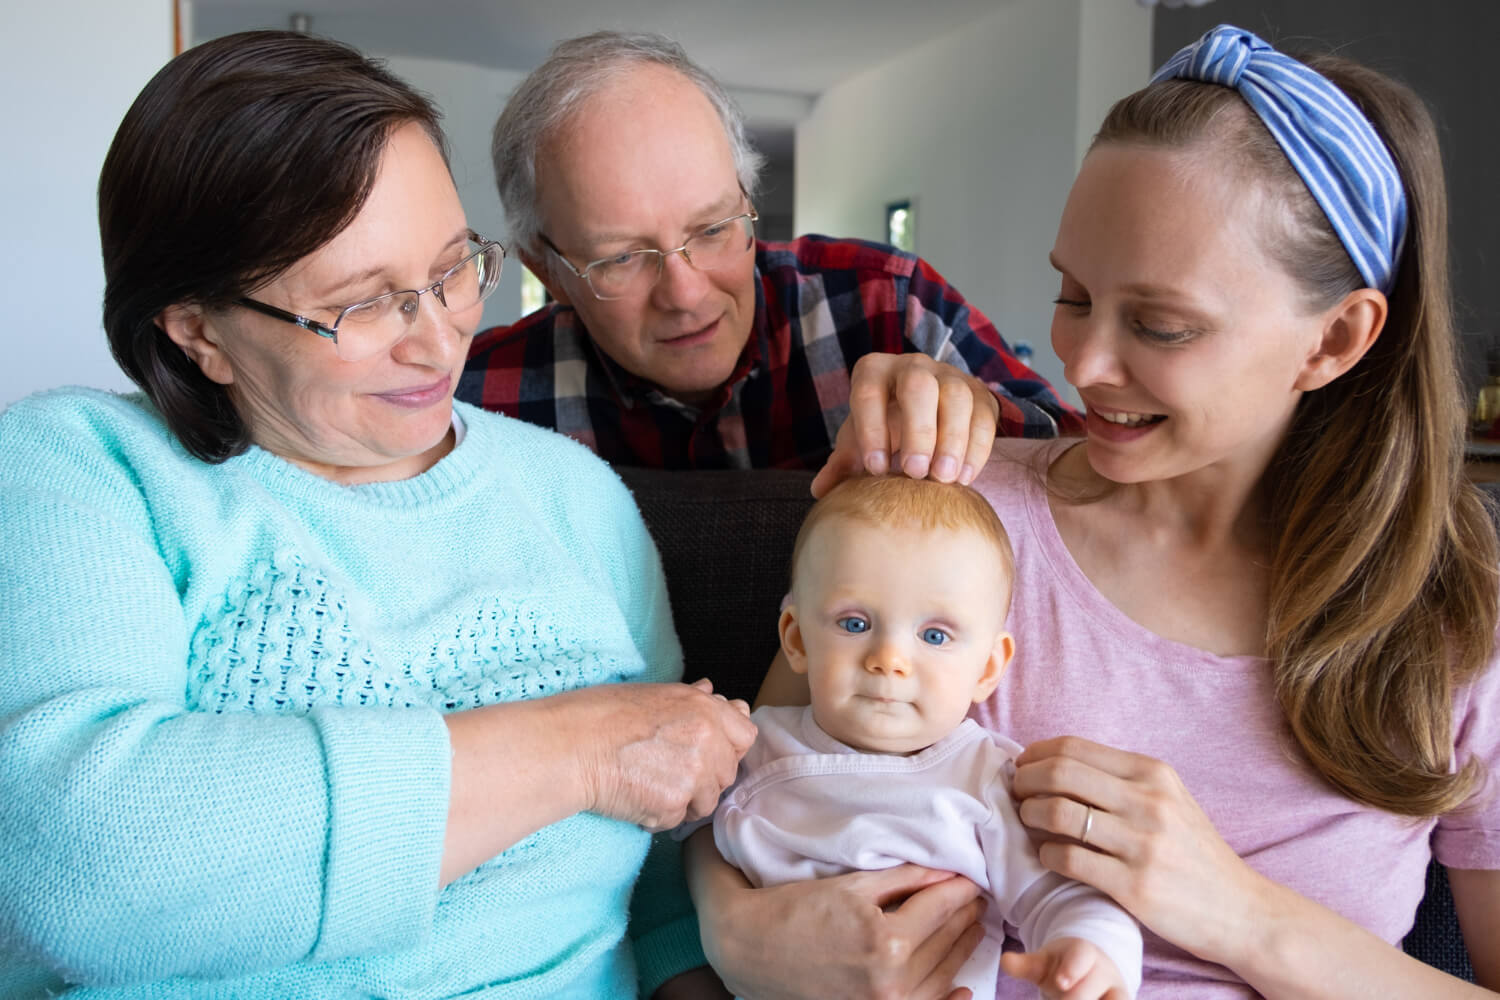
574, 679, 756, 832
812, 353, 999, 498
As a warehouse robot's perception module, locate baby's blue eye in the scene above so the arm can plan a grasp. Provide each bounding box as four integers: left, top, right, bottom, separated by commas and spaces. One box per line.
836, 617, 869, 634
920, 628, 950, 647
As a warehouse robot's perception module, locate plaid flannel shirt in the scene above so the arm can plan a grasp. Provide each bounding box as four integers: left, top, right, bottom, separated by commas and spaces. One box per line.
458, 235, 1081, 469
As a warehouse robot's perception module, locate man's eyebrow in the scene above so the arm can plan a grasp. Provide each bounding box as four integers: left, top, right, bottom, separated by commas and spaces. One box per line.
697, 190, 744, 220
582, 193, 745, 247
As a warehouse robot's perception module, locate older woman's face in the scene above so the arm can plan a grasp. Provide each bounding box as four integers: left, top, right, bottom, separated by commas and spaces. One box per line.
196, 122, 480, 484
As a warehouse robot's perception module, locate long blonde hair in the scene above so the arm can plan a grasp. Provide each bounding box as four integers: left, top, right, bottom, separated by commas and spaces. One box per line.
1093, 54, 1498, 815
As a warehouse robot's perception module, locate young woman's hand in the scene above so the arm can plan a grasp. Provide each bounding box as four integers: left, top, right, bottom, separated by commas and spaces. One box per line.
1010, 736, 1269, 967
685, 829, 986, 1000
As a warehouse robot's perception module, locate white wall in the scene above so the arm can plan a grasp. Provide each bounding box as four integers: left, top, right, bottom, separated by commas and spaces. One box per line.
380, 54, 528, 329
380, 57, 814, 323
1077, 0, 1154, 172
1, 0, 172, 407
0, 31, 529, 409
795, 0, 1152, 403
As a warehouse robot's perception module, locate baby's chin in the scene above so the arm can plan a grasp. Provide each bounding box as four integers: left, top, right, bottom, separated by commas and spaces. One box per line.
834, 709, 977, 756
840, 727, 940, 756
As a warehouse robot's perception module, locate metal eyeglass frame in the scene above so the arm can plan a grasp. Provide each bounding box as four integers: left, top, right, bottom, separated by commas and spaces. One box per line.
538, 209, 758, 301
236, 230, 504, 347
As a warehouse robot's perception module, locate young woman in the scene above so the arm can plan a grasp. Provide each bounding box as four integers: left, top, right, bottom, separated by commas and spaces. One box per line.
690, 25, 1500, 998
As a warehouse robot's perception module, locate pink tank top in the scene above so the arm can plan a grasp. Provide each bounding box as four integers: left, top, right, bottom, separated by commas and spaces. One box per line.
970, 438, 1500, 997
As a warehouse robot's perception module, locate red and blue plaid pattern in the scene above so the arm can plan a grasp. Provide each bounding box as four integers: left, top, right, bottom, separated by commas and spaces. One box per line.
459, 235, 1081, 469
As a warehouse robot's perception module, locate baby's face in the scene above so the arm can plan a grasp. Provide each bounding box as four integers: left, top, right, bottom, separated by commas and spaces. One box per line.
785, 517, 1013, 754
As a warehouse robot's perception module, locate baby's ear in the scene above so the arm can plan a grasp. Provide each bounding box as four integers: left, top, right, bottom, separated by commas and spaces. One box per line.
778, 605, 809, 675
972, 631, 1014, 703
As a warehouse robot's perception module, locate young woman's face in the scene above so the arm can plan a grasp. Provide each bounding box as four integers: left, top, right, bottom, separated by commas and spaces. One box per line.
1049, 142, 1333, 487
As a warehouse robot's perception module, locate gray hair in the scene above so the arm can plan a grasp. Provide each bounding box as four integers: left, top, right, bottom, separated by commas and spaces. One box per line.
492, 30, 766, 256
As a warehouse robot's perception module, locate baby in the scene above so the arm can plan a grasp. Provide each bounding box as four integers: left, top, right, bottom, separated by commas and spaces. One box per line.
713, 475, 1142, 999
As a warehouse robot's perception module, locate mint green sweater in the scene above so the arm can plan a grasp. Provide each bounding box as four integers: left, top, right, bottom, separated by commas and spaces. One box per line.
0, 390, 702, 998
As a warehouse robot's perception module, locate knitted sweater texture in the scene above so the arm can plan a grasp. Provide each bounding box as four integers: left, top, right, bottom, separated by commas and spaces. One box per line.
0, 390, 699, 998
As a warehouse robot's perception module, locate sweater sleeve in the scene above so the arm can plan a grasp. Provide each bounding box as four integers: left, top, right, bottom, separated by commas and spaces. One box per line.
0, 398, 451, 987
566, 460, 706, 993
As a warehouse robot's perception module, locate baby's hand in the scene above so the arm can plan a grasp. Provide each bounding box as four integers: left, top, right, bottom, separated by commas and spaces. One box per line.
999, 936, 1130, 999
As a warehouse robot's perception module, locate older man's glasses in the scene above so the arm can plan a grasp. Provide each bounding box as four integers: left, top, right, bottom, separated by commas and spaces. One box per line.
541, 210, 758, 301
237, 232, 505, 362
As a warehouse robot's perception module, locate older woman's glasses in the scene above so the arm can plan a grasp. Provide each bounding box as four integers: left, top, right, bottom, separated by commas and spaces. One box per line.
541, 210, 758, 301
237, 231, 505, 361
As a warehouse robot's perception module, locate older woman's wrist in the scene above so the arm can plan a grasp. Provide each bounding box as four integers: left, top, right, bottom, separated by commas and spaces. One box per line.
536, 688, 605, 814
440, 697, 596, 883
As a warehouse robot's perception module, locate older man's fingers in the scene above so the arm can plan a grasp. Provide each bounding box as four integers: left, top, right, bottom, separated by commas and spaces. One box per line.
847, 353, 900, 474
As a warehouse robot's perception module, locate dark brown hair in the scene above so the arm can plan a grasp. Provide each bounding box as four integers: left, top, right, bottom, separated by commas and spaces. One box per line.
99, 30, 447, 461
1094, 55, 1498, 816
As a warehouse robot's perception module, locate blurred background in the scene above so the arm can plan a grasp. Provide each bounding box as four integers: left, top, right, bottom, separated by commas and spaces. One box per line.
3, 0, 1492, 412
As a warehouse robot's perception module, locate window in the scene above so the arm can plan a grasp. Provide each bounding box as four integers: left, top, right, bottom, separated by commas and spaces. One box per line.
520, 265, 549, 315
886, 199, 915, 253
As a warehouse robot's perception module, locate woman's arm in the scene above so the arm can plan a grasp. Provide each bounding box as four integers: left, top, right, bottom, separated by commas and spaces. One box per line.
1239, 873, 1496, 998
1451, 868, 1500, 989
443, 679, 755, 885
682, 827, 985, 1000
1011, 736, 1498, 999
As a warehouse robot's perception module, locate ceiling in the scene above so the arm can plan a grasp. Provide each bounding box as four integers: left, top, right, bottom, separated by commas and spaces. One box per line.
190, 0, 1011, 98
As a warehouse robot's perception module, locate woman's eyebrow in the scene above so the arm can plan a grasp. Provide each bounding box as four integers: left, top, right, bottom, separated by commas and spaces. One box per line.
310, 231, 471, 300
311, 265, 388, 303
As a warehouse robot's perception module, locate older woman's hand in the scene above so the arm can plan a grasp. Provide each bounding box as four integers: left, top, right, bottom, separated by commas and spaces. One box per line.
1010, 736, 1267, 967
574, 679, 757, 831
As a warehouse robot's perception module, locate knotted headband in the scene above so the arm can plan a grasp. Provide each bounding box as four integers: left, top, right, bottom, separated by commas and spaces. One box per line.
1151, 24, 1407, 294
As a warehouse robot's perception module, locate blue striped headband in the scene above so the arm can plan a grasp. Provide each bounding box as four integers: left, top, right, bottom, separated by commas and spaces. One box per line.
1151, 24, 1407, 294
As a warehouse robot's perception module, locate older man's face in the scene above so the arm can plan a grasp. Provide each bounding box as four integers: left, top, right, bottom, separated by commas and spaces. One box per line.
531, 64, 758, 405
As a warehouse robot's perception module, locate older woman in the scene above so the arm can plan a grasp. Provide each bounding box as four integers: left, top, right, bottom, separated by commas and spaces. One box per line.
0, 30, 753, 999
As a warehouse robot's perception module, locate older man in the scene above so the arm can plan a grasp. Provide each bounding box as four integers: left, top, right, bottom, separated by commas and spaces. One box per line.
458, 31, 1079, 495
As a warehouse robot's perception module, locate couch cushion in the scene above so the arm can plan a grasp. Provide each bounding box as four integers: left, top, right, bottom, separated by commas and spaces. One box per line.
615, 466, 816, 704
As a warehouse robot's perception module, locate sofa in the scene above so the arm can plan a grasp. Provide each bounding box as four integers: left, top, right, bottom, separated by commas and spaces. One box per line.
614, 464, 1476, 983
